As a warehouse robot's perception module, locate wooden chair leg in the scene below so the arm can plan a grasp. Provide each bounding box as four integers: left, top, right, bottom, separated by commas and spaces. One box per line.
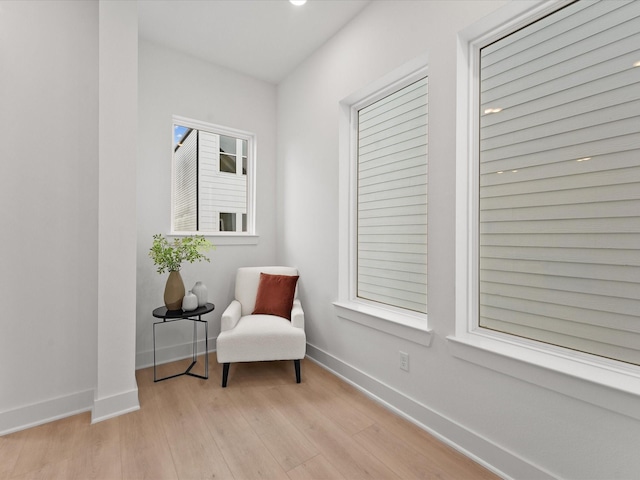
222, 363, 230, 388
294, 359, 301, 384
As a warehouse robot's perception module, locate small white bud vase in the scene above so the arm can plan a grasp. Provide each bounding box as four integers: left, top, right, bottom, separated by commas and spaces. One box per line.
182, 290, 198, 311
192, 281, 208, 307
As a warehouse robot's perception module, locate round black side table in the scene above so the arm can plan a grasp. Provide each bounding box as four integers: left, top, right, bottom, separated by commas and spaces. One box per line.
152, 303, 215, 382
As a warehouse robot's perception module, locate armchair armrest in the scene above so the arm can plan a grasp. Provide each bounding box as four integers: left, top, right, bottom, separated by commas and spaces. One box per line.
291, 299, 304, 329
221, 300, 242, 331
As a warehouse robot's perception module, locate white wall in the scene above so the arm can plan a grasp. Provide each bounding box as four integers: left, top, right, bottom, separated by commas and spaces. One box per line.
136, 40, 278, 369
277, 1, 640, 479
0, 0, 99, 433
0, 0, 141, 434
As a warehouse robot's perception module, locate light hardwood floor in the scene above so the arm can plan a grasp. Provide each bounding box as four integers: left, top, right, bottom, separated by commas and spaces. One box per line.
1, 355, 500, 479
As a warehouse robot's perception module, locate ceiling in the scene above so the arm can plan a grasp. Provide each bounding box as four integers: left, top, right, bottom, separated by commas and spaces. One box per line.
138, 0, 371, 84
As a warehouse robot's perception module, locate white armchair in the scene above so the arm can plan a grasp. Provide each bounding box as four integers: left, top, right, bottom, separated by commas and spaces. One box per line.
216, 266, 306, 387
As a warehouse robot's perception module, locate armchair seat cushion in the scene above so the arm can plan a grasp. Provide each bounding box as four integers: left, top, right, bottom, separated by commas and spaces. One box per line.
216, 314, 306, 364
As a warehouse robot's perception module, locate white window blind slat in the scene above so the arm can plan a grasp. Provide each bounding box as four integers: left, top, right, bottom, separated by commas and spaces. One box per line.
480, 257, 639, 285
481, 181, 639, 211
481, 83, 640, 141
480, 302, 640, 348
359, 81, 427, 126
482, 3, 640, 87
481, 270, 640, 309
360, 170, 427, 195
481, 68, 639, 135
359, 249, 427, 261
480, 0, 607, 66
481, 316, 640, 359
481, 166, 640, 198
480, 217, 640, 236
359, 145, 427, 173
481, 147, 638, 181
482, 233, 638, 250
359, 125, 428, 158
359, 108, 427, 148
360, 257, 426, 273
359, 183, 426, 205
360, 280, 426, 301
481, 100, 640, 151
361, 217, 427, 230
481, 279, 640, 318
358, 135, 426, 164
481, 40, 639, 105
480, 199, 640, 222
360, 154, 426, 180
480, 119, 640, 163
360, 195, 426, 213
360, 165, 427, 188
360, 202, 426, 218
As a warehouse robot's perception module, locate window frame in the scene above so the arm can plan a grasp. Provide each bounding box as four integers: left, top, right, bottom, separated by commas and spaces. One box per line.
334, 56, 433, 347
170, 115, 257, 244
451, 0, 640, 420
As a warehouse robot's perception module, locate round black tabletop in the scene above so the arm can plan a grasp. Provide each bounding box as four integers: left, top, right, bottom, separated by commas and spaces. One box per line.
152, 302, 215, 319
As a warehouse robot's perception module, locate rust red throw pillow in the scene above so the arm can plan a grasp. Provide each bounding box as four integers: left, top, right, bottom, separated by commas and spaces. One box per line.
252, 273, 299, 320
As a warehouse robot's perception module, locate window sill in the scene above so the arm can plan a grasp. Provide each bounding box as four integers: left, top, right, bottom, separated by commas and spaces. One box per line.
447, 331, 640, 421
169, 233, 259, 246
333, 301, 433, 346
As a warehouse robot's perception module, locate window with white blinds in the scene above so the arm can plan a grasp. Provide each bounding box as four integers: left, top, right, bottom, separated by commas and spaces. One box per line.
479, 0, 640, 365
357, 76, 428, 314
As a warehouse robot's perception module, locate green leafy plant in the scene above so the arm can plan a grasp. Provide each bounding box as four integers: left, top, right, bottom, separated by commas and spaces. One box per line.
149, 234, 214, 274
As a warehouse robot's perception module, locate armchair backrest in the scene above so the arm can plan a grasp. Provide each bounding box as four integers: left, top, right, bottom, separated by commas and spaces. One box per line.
235, 266, 299, 316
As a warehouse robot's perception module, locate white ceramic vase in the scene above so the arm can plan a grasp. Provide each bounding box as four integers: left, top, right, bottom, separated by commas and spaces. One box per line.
182, 290, 198, 311
192, 281, 208, 307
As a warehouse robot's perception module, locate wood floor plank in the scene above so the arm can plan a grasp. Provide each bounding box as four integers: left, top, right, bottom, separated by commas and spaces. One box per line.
286, 454, 346, 480
226, 386, 290, 437
227, 387, 318, 471
9, 412, 122, 480
8, 458, 72, 480
303, 379, 375, 435
263, 384, 401, 480
307, 361, 499, 479
151, 376, 234, 480
119, 402, 178, 480
5, 357, 500, 480
0, 426, 25, 478
198, 387, 289, 479
259, 424, 319, 472
66, 417, 123, 480
10, 418, 73, 477
354, 423, 450, 479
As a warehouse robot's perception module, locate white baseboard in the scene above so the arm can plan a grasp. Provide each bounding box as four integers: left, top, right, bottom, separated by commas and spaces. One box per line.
92, 388, 140, 424
136, 337, 217, 370
306, 343, 554, 480
0, 389, 94, 436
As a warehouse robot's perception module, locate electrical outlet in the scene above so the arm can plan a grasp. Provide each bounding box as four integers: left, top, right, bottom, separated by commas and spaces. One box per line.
399, 351, 409, 371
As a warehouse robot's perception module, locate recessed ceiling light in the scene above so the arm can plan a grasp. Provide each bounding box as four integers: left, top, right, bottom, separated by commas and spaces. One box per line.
290, 0, 307, 5
483, 107, 502, 115
576, 157, 591, 162
633, 61, 640, 67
